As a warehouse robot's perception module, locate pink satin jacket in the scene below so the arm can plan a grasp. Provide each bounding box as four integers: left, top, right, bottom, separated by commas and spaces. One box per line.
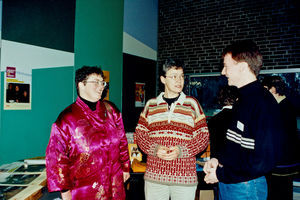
46, 97, 130, 200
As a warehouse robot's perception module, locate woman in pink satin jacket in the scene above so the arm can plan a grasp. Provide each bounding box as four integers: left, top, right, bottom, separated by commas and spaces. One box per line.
46, 66, 130, 200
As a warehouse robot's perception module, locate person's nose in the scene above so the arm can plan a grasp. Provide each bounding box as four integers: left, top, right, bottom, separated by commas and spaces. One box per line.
221, 67, 226, 75
175, 77, 182, 82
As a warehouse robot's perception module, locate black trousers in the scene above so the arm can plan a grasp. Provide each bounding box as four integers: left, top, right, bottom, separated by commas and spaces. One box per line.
266, 174, 294, 200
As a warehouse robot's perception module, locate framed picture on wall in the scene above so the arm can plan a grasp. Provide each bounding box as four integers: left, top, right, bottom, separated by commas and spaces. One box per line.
103, 70, 110, 100
135, 82, 146, 107
4, 67, 32, 110
186, 68, 300, 118
186, 72, 227, 117
188, 68, 300, 171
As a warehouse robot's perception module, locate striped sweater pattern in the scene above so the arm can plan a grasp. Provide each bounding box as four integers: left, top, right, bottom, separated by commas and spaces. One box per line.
134, 92, 209, 186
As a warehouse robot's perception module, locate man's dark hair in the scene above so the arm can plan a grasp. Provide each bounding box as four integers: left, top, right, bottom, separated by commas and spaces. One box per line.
262, 75, 286, 96
217, 85, 239, 106
159, 58, 185, 77
222, 40, 263, 76
75, 66, 104, 95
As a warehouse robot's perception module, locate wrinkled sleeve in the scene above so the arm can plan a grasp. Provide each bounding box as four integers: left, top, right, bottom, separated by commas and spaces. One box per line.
109, 103, 130, 173
178, 99, 209, 158
46, 123, 71, 192
134, 101, 158, 156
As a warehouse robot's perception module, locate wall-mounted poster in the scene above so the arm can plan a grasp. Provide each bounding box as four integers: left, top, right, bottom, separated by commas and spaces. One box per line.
187, 69, 300, 118
187, 73, 227, 117
4, 66, 32, 110
135, 82, 145, 107
128, 143, 142, 163
103, 70, 110, 100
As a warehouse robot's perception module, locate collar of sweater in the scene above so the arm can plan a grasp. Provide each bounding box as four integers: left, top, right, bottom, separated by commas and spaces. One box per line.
238, 80, 260, 96
157, 92, 186, 105
79, 96, 98, 111
222, 105, 233, 110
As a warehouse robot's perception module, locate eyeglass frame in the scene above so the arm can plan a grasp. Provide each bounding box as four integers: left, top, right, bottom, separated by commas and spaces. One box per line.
84, 80, 107, 87
164, 74, 185, 80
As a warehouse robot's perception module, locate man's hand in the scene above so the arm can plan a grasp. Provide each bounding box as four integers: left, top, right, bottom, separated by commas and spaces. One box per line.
61, 190, 71, 200
204, 167, 219, 184
203, 158, 219, 184
123, 172, 130, 182
203, 158, 219, 174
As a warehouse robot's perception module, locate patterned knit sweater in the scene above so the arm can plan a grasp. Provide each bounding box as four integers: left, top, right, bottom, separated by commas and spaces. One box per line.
134, 92, 209, 186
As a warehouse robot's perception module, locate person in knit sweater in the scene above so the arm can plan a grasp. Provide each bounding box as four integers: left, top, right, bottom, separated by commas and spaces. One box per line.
204, 40, 286, 200
134, 58, 209, 200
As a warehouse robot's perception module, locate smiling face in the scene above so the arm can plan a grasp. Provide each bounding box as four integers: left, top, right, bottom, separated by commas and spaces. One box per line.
78, 73, 105, 102
160, 67, 184, 98
221, 53, 245, 88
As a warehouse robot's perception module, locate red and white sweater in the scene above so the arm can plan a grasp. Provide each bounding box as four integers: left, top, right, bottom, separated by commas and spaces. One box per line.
134, 92, 209, 186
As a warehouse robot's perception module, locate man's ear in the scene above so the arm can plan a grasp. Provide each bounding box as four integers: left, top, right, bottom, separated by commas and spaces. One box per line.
239, 62, 249, 73
160, 76, 166, 84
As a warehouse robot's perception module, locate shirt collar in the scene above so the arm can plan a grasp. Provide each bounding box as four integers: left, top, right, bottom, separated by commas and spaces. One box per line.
222, 105, 233, 110
157, 92, 186, 105
239, 80, 260, 96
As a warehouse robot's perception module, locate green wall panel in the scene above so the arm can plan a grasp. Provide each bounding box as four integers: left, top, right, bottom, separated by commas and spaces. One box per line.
2, 0, 75, 52
0, 66, 74, 165
0, 0, 125, 165
74, 0, 124, 109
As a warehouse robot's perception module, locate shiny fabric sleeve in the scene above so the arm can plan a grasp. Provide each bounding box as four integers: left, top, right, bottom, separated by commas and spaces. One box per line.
46, 123, 71, 192
179, 98, 209, 158
108, 103, 130, 173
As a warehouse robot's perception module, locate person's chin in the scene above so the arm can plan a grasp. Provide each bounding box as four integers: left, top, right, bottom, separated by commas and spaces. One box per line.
174, 87, 183, 92
93, 95, 101, 102
227, 80, 232, 86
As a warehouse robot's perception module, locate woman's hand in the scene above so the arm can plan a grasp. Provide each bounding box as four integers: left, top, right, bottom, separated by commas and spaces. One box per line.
164, 146, 180, 160
61, 190, 71, 200
156, 145, 179, 160
123, 172, 130, 182
156, 145, 169, 159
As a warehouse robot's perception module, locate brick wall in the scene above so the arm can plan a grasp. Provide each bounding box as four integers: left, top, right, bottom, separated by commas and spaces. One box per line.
158, 0, 300, 74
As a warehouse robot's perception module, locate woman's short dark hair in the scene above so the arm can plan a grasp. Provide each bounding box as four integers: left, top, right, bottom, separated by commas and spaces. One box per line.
159, 58, 185, 77
75, 66, 104, 95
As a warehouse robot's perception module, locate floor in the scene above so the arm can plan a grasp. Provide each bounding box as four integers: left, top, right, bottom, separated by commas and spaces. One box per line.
38, 185, 300, 200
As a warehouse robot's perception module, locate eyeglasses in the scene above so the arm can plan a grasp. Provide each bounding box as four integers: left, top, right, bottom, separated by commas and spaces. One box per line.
85, 80, 107, 87
165, 74, 185, 80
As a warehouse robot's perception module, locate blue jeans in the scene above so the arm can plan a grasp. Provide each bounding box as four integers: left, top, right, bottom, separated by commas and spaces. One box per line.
218, 176, 267, 200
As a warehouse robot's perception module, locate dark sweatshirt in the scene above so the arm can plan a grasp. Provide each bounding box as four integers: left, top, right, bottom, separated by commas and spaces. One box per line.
216, 81, 286, 183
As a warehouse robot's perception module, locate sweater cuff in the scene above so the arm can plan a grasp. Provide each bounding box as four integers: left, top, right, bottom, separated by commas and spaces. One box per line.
153, 144, 161, 156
